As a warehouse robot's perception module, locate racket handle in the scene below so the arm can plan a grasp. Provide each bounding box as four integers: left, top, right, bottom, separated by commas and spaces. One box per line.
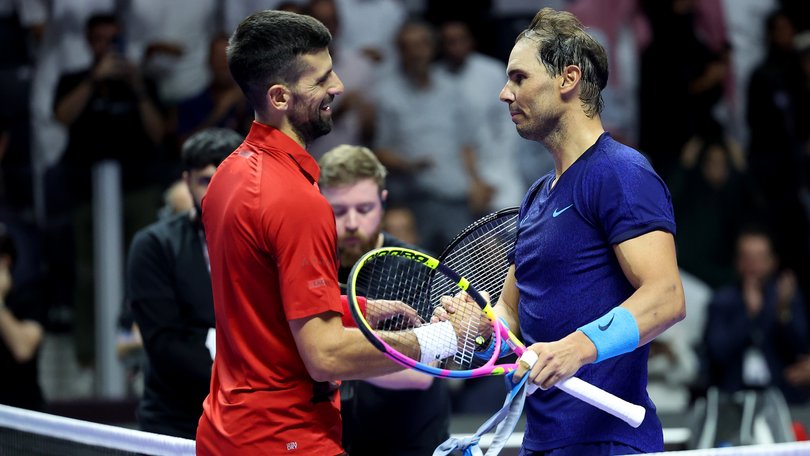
525, 377, 645, 428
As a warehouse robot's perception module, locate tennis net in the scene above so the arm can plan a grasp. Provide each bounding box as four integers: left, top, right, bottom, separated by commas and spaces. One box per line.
0, 404, 195, 455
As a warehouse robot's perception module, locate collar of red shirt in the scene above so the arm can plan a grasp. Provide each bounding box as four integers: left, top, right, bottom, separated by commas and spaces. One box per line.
244, 121, 321, 185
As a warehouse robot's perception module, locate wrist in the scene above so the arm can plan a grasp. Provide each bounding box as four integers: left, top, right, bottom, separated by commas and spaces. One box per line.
577, 307, 639, 363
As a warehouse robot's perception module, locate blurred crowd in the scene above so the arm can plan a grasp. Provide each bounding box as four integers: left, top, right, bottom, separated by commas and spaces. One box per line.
1, 0, 810, 424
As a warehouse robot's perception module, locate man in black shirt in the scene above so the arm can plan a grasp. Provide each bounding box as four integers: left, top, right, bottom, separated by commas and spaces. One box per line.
126, 128, 243, 439
318, 144, 451, 456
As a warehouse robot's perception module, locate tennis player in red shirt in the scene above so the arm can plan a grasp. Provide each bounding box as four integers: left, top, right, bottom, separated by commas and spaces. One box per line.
196, 11, 480, 455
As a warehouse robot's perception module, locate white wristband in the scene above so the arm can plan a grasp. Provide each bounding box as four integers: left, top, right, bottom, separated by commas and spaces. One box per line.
413, 321, 458, 364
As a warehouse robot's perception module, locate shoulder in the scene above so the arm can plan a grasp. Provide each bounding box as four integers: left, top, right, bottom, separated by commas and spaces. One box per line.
130, 213, 192, 254
582, 136, 662, 187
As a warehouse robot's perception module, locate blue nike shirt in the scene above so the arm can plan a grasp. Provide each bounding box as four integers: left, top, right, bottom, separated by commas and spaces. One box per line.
513, 132, 675, 452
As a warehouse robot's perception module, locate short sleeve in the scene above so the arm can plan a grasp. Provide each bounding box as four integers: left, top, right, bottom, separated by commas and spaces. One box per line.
582, 151, 676, 245
266, 192, 342, 321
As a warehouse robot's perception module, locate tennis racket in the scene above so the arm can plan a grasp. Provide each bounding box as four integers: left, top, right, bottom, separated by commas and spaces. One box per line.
346, 244, 646, 427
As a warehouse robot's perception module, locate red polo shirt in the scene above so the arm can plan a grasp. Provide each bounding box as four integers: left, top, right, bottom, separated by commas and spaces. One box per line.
197, 122, 343, 455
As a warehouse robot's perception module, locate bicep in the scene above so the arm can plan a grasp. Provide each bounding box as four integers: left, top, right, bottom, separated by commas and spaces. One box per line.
613, 230, 679, 289
288, 311, 346, 381
613, 230, 685, 344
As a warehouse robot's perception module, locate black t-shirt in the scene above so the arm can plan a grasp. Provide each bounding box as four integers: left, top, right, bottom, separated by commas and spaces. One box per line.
339, 233, 451, 456
54, 68, 164, 193
126, 212, 214, 439
0, 284, 47, 411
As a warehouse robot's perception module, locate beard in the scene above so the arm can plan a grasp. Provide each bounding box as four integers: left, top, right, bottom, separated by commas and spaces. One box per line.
289, 95, 334, 146
338, 229, 381, 267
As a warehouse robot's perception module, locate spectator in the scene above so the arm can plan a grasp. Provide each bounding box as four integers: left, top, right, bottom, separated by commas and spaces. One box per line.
373, 19, 489, 253
318, 144, 450, 456
638, 0, 730, 180
121, 0, 220, 107
126, 128, 243, 439
0, 222, 47, 411
51, 12, 169, 364
437, 19, 526, 212
669, 129, 763, 288
308, 0, 378, 159
174, 34, 251, 145
747, 10, 810, 308
702, 226, 809, 404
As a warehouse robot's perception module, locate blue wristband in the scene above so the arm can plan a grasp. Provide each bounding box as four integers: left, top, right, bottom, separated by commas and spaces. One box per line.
577, 307, 640, 363
474, 318, 514, 361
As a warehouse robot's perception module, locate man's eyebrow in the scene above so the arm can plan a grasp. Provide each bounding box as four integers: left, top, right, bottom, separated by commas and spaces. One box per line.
507, 68, 525, 78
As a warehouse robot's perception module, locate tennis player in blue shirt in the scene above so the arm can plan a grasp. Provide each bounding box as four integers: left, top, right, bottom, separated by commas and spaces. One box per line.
494, 8, 686, 455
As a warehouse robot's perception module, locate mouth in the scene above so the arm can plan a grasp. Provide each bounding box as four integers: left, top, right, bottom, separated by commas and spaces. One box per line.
320, 96, 335, 112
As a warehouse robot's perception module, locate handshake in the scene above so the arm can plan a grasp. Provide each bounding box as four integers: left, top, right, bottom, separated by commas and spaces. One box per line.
365, 292, 492, 365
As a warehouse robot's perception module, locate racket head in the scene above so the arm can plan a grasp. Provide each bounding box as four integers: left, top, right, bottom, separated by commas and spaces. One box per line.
346, 246, 516, 378
438, 207, 519, 307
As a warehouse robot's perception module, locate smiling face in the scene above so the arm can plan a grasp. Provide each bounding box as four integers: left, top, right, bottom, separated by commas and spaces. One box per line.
321, 178, 386, 267
500, 38, 563, 141
288, 49, 344, 145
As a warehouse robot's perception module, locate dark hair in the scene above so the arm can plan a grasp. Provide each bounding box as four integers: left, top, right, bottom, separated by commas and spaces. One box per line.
517, 8, 608, 117
227, 10, 331, 113
0, 223, 17, 265
85, 13, 118, 35
181, 128, 244, 171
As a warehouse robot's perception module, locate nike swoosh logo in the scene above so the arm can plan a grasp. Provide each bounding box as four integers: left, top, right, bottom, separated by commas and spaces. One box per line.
598, 314, 615, 331
552, 204, 574, 217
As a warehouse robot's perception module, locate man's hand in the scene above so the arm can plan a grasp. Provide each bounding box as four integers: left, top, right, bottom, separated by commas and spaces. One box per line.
513, 331, 595, 390
785, 356, 810, 386
366, 299, 424, 329
434, 291, 491, 350
0, 256, 12, 300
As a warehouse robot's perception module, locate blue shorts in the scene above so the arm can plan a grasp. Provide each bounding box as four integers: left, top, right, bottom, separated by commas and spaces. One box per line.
519, 442, 643, 456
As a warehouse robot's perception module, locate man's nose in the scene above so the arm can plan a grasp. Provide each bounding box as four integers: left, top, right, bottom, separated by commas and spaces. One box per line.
345, 210, 359, 229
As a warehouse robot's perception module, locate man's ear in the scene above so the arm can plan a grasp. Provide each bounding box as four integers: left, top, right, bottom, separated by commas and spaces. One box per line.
267, 84, 291, 111
559, 64, 582, 95
380, 189, 389, 209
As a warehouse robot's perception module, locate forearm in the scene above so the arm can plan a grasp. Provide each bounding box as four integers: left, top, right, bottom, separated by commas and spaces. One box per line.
0, 303, 44, 363
375, 148, 414, 173
292, 315, 418, 382
461, 146, 481, 181
54, 79, 93, 125
364, 370, 433, 390
619, 279, 685, 346
136, 97, 165, 145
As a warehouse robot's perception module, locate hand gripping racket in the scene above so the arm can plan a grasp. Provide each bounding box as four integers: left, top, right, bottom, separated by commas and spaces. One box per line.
347, 242, 645, 427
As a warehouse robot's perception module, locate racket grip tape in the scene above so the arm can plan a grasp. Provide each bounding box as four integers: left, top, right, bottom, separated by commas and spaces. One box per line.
555, 377, 646, 428
340, 295, 366, 328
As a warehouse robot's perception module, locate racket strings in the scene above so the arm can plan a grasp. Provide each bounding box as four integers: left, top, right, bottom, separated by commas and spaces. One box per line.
440, 215, 518, 305
355, 253, 483, 370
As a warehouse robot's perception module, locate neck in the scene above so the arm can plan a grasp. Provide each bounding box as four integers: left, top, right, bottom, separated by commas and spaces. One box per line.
254, 113, 307, 149
543, 111, 605, 180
